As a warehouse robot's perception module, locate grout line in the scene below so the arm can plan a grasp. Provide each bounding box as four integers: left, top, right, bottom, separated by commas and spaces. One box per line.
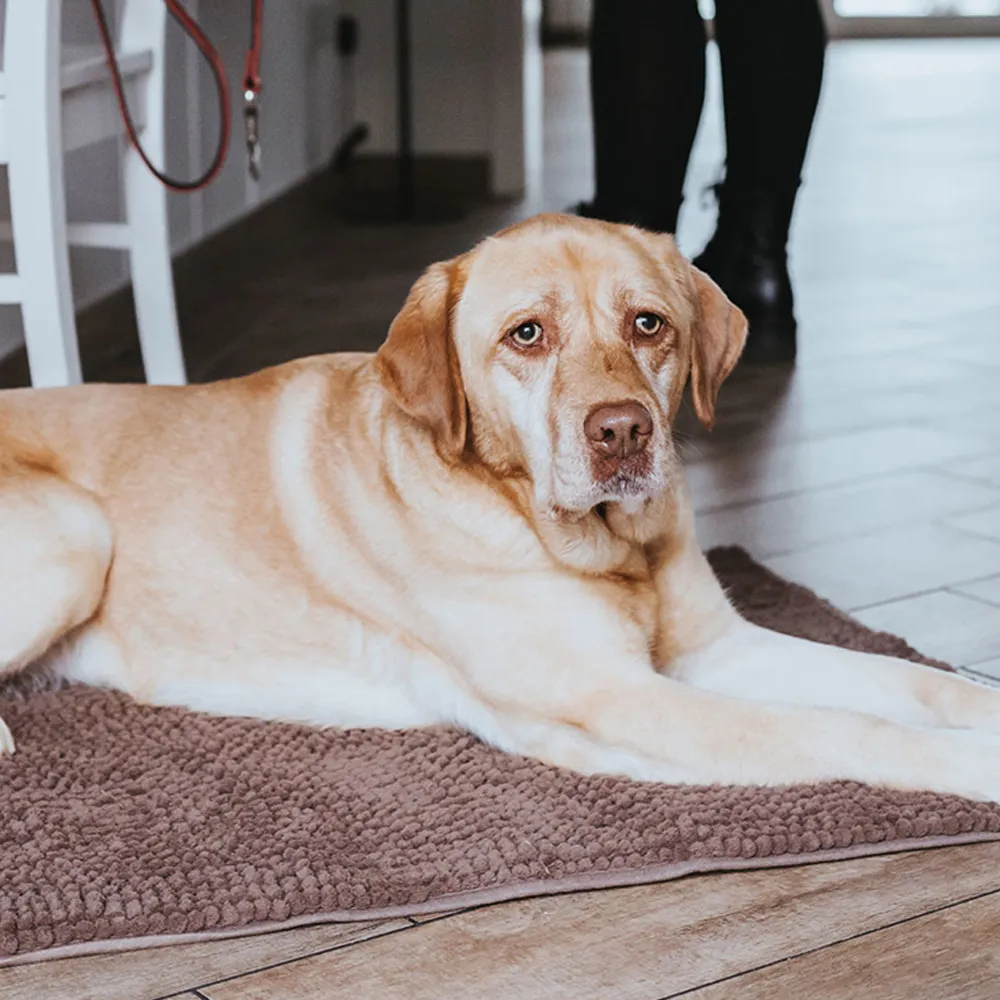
691, 467, 910, 517
923, 465, 1000, 490
701, 509, 1000, 566
931, 467, 1000, 491
846, 569, 1000, 614
846, 585, 957, 615
939, 522, 1000, 547
758, 519, 1000, 565
657, 880, 1000, 999
160, 920, 418, 999
692, 460, 1000, 522
960, 667, 1000, 688
943, 585, 1000, 611
937, 501, 1000, 522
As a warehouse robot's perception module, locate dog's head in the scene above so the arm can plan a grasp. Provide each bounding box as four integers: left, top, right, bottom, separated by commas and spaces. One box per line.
376, 214, 746, 517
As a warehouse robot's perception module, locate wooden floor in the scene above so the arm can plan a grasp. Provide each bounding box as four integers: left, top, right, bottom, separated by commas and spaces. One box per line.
6, 37, 1000, 1000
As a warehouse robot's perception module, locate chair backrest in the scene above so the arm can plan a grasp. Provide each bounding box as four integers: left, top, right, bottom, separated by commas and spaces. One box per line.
118, 0, 168, 166
0, 1, 62, 167
0, 0, 166, 162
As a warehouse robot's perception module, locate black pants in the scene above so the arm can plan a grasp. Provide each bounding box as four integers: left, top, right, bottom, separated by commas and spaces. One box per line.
589, 0, 827, 233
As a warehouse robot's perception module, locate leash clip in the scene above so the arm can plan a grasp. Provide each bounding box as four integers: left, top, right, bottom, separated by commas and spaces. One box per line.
242, 0, 264, 182
243, 87, 261, 181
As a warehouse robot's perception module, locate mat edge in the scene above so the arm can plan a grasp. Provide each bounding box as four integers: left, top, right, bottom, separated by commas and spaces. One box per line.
5, 830, 999, 968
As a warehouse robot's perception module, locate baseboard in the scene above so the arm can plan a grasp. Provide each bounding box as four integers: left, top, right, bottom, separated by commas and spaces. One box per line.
541, 27, 589, 48
337, 153, 491, 206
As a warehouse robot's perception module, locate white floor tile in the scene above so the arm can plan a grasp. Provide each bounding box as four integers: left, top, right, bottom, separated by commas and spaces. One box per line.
854, 590, 1000, 668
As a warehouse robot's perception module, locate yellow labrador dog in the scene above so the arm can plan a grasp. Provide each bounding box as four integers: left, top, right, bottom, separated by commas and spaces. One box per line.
2, 213, 999, 799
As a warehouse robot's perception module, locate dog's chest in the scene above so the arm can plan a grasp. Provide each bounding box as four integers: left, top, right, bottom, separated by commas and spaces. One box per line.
590, 565, 660, 653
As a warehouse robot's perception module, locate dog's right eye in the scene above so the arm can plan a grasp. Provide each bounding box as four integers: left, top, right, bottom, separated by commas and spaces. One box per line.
509, 321, 544, 349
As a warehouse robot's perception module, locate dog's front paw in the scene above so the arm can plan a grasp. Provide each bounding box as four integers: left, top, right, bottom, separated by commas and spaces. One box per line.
943, 730, 1000, 803
0, 715, 14, 755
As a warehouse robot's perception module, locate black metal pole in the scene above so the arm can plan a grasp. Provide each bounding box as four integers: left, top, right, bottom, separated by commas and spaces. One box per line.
395, 0, 415, 219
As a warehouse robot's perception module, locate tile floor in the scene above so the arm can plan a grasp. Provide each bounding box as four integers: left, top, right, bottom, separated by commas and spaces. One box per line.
4, 33, 1000, 1000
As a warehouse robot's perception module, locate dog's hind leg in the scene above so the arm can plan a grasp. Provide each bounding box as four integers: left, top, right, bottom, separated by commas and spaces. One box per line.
0, 464, 112, 752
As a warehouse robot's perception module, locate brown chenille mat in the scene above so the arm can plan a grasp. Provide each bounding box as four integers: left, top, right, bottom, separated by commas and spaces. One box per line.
3, 547, 1000, 966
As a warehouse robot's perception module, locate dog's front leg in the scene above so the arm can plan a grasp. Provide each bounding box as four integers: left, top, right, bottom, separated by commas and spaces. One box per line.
442, 609, 1000, 800
469, 651, 1000, 799
648, 477, 1000, 736
672, 617, 1000, 734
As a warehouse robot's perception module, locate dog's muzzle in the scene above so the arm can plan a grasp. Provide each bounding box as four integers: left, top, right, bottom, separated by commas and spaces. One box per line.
584, 400, 654, 487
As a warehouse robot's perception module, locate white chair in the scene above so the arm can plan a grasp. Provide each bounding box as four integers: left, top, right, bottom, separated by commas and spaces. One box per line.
0, 0, 186, 386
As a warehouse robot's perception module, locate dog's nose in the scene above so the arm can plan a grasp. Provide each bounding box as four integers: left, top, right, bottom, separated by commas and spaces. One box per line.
584, 402, 653, 459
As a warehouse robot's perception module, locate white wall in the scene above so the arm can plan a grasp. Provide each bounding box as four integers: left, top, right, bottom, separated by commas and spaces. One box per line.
0, 0, 525, 362
343, 0, 525, 196
543, 0, 591, 33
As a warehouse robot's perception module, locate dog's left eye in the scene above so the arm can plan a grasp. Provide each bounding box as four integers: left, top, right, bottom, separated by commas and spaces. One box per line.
634, 313, 664, 338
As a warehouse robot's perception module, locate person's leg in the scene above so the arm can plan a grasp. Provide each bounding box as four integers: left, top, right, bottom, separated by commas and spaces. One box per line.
716, 0, 827, 195
581, 0, 706, 235
695, 0, 827, 363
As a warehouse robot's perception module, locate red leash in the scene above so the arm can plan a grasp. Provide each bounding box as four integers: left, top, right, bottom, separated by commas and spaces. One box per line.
89, 0, 264, 193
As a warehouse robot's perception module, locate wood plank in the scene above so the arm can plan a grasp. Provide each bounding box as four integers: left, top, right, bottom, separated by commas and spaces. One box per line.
683, 890, 1000, 1000
202, 843, 1000, 1000
0, 919, 410, 1000
408, 909, 467, 923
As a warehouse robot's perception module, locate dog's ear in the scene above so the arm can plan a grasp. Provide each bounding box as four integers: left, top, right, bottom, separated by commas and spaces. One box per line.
375, 260, 468, 462
687, 265, 748, 429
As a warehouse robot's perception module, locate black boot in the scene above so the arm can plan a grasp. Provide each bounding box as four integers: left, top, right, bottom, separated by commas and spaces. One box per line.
693, 185, 798, 364
705, 0, 827, 365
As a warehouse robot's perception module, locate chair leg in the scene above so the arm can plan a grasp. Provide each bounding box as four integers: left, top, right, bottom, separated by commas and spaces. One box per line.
123, 144, 187, 385
6, 0, 82, 387
120, 0, 186, 385
8, 158, 83, 388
